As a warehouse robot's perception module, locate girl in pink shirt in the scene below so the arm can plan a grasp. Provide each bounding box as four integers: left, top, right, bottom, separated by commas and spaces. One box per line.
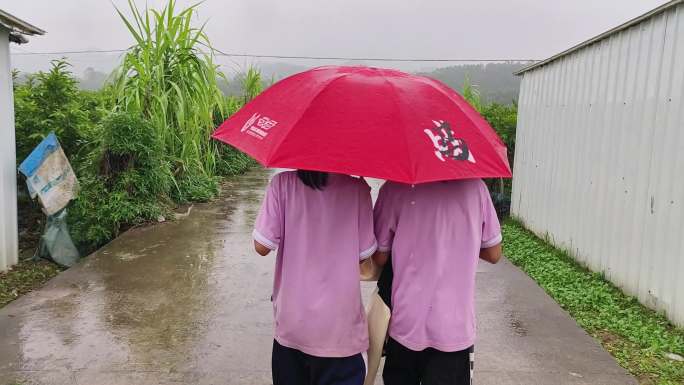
373, 179, 502, 385
253, 170, 377, 385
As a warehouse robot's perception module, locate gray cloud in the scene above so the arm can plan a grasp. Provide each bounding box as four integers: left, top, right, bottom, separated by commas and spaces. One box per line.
2, 0, 669, 74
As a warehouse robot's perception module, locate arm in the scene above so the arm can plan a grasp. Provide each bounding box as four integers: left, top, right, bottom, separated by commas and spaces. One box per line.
360, 250, 390, 282
252, 175, 282, 256
373, 183, 397, 266
358, 181, 378, 261
479, 180, 502, 264
371, 250, 390, 267
479, 243, 502, 264
254, 240, 272, 256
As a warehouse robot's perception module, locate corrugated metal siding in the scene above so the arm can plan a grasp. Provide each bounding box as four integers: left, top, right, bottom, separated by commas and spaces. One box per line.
0, 27, 19, 272
512, 3, 684, 326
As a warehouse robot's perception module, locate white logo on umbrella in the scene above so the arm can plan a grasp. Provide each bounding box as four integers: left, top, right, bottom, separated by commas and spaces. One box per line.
257, 116, 278, 130
241, 113, 260, 132
241, 113, 279, 140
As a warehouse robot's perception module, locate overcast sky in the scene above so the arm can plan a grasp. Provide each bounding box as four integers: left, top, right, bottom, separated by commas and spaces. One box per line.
1, 0, 670, 74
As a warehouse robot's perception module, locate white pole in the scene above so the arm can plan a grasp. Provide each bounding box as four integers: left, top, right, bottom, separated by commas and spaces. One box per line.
0, 28, 19, 272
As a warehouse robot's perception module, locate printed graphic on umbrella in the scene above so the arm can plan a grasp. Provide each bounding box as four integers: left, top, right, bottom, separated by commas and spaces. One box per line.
213, 66, 510, 184
423, 120, 476, 163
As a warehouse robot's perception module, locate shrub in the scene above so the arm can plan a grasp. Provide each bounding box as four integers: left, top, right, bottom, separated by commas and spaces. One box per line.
211, 95, 257, 177
171, 173, 219, 203
69, 112, 172, 249
462, 77, 518, 215
14, 60, 104, 164
480, 102, 517, 167
99, 112, 172, 196
13, 2, 258, 253
215, 146, 255, 177
462, 77, 517, 161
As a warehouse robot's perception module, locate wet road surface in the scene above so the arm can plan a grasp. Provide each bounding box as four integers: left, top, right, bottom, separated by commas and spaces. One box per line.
0, 168, 635, 384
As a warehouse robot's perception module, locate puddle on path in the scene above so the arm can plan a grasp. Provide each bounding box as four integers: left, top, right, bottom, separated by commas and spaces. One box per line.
0, 169, 276, 384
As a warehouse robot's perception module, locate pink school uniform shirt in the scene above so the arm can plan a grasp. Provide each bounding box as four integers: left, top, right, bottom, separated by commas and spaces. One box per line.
253, 171, 377, 357
374, 179, 501, 352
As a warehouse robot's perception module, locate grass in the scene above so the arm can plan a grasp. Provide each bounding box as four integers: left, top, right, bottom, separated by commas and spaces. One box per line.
503, 219, 684, 385
112, 0, 228, 192
0, 259, 63, 308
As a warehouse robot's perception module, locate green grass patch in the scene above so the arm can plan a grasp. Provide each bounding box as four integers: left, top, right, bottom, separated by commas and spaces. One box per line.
503, 219, 684, 385
0, 259, 63, 308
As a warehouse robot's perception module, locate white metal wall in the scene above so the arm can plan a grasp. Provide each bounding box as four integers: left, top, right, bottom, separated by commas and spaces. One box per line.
0, 27, 19, 272
512, 4, 684, 326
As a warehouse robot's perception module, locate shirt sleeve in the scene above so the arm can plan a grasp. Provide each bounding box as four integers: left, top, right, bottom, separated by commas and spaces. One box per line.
480, 181, 502, 248
374, 182, 398, 253
253, 175, 282, 250
358, 179, 378, 260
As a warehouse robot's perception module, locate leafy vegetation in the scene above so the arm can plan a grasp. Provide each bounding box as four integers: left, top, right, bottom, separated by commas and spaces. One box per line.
480, 102, 517, 162
13, 60, 106, 163
462, 77, 516, 166
13, 60, 111, 253
462, 78, 517, 216
111, 0, 228, 199
239, 67, 264, 104
13, 0, 257, 256
503, 219, 684, 385
68, 112, 173, 248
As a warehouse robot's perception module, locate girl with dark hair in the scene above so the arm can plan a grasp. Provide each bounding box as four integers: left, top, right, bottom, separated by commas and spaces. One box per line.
296, 170, 329, 190
253, 169, 377, 385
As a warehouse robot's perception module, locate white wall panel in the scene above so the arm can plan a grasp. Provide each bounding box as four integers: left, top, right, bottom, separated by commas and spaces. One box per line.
512, 4, 684, 326
0, 27, 19, 272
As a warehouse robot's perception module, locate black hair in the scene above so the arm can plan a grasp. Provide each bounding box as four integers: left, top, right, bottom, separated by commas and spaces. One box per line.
297, 170, 329, 190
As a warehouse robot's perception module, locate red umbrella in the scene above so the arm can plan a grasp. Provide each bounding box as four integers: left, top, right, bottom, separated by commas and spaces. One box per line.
212, 66, 511, 184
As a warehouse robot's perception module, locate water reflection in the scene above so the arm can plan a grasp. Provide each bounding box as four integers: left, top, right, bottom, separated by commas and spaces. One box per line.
1, 168, 271, 384
0, 168, 378, 384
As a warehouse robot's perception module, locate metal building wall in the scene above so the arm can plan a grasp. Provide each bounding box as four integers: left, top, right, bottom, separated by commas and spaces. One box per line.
0, 27, 19, 272
512, 4, 684, 326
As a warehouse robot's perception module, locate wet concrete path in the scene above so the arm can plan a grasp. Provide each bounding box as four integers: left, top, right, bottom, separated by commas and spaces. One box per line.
0, 168, 635, 385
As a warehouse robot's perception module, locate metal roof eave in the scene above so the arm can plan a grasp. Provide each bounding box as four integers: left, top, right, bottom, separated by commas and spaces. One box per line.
0, 9, 45, 36
514, 0, 683, 76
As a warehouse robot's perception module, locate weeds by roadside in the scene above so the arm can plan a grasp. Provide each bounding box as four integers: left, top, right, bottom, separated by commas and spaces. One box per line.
0, 259, 63, 308
503, 219, 684, 385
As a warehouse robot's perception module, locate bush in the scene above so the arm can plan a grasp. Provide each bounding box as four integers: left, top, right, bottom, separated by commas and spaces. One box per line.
14, 60, 104, 164
99, 112, 172, 196
68, 112, 172, 249
171, 173, 219, 203
480, 102, 517, 208
480, 102, 517, 166
462, 78, 517, 213
13, 2, 259, 254
212, 95, 257, 177
216, 146, 257, 177
462, 78, 517, 164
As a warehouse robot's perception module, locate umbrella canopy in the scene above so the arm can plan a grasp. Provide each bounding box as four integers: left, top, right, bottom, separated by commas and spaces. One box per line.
212, 66, 511, 184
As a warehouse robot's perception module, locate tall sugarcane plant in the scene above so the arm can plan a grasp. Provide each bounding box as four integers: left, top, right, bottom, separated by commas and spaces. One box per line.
111, 0, 226, 183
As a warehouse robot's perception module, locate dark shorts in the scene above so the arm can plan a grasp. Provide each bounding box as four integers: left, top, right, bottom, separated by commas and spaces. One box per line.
377, 254, 394, 310
272, 340, 366, 385
383, 337, 474, 385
